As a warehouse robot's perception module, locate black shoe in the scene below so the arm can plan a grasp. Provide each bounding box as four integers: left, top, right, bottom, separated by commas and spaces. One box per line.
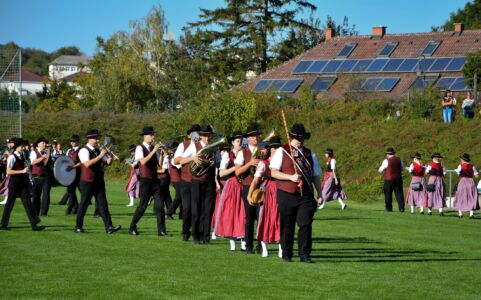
282, 256, 292, 263
193, 239, 201, 245
74, 227, 85, 233
0, 226, 8, 231
439, 212, 444, 217
245, 248, 255, 255
204, 240, 210, 245
385, 209, 393, 212
427, 212, 432, 216
410, 211, 414, 215
57, 201, 67, 205
106, 225, 122, 234
72, 209, 77, 215
32, 225, 46, 231
399, 209, 405, 213
166, 215, 174, 220
182, 234, 189, 242
158, 231, 169, 237
469, 215, 475, 219
300, 256, 313, 264
420, 211, 424, 215
256, 244, 262, 254
129, 228, 139, 236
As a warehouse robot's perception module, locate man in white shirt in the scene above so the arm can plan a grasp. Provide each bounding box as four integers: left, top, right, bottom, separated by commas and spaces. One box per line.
1, 138, 44, 231
30, 137, 52, 216
179, 125, 216, 244
378, 147, 405, 212
270, 124, 322, 263
75, 129, 121, 234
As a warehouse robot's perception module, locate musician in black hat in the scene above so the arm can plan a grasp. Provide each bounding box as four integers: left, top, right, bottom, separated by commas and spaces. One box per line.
378, 147, 405, 212
75, 129, 121, 234
1, 138, 45, 231
173, 124, 201, 241
166, 141, 182, 220
179, 125, 216, 244
234, 124, 262, 254
58, 134, 82, 215
129, 126, 167, 236
30, 136, 53, 216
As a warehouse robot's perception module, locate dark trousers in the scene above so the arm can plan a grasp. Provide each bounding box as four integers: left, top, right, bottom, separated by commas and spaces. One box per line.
159, 177, 172, 212
1, 176, 39, 228
190, 179, 216, 242
65, 177, 80, 214
383, 178, 405, 212
241, 185, 259, 250
180, 180, 192, 238
129, 178, 166, 233
32, 175, 52, 216
277, 189, 317, 259
167, 181, 182, 218
76, 180, 113, 230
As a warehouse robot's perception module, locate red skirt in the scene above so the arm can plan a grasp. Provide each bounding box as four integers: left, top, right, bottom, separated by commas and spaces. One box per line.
214, 177, 245, 238
211, 180, 225, 228
256, 180, 280, 243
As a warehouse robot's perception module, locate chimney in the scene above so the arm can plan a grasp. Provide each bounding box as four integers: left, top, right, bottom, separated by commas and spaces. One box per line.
325, 28, 335, 41
454, 23, 464, 34
372, 26, 387, 38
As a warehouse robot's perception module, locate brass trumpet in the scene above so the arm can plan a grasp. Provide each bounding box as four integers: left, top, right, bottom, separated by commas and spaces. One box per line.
99, 143, 120, 160
153, 140, 174, 157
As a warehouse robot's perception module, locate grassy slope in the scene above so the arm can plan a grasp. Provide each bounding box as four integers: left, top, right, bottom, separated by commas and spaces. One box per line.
1, 180, 480, 299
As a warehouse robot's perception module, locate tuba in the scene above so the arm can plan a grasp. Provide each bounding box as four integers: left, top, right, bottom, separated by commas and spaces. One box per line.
189, 136, 228, 177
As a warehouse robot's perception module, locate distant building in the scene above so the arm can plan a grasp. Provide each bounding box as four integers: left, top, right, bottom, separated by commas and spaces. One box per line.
243, 23, 480, 100
49, 55, 90, 79
0, 70, 44, 95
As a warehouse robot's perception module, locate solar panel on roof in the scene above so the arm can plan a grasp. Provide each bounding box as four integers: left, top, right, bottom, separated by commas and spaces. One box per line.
436, 77, 456, 90
268, 80, 287, 91
311, 77, 336, 92
337, 43, 357, 58
352, 60, 373, 72
280, 79, 304, 93
382, 59, 404, 72
418, 58, 436, 72
337, 60, 358, 72
376, 78, 400, 91
255, 80, 272, 92
398, 58, 419, 72
445, 57, 466, 71
362, 78, 383, 91
367, 59, 389, 72
428, 58, 452, 72
306, 60, 328, 73
378, 42, 398, 57
450, 77, 468, 91
323, 60, 343, 73
293, 61, 314, 73
421, 41, 441, 57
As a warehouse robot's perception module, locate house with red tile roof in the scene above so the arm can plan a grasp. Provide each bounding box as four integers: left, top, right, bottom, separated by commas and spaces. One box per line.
243, 23, 480, 100
0, 70, 44, 95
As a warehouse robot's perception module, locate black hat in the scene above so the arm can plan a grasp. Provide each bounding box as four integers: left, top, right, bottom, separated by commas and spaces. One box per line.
258, 141, 269, 150
165, 140, 179, 151
140, 126, 155, 136
86, 129, 100, 139
411, 152, 422, 159
267, 136, 281, 148
228, 131, 244, 143
325, 148, 334, 155
35, 136, 48, 145
128, 144, 137, 152
187, 124, 201, 135
199, 125, 213, 136
431, 152, 443, 159
70, 134, 80, 142
460, 153, 471, 162
385, 147, 396, 155
245, 124, 262, 137
289, 123, 310, 140
8, 137, 16, 143
12, 138, 27, 149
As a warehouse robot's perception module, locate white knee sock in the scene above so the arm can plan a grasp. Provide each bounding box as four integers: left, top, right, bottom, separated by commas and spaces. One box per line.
278, 244, 283, 258
241, 239, 246, 251
338, 198, 346, 209
458, 210, 463, 217
428, 208, 432, 214
410, 205, 414, 213
469, 210, 474, 217
261, 241, 268, 257
127, 196, 135, 207
229, 239, 236, 251
439, 208, 443, 213
420, 206, 424, 213
0, 196, 7, 205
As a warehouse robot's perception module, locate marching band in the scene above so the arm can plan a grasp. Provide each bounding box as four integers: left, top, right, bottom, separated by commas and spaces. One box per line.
1, 122, 480, 264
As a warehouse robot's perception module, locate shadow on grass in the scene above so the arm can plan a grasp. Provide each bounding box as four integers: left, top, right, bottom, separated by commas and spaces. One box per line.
312, 236, 380, 244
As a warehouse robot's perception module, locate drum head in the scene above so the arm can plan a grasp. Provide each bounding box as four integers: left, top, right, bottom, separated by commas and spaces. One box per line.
54, 156, 75, 186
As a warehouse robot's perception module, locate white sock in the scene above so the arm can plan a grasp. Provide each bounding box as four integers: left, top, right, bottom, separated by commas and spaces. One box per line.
229, 239, 236, 251
318, 201, 325, 209
439, 208, 443, 213
469, 210, 474, 217
211, 231, 217, 240
428, 208, 432, 214
0, 197, 7, 205
127, 196, 135, 207
338, 198, 346, 208
241, 240, 246, 251
261, 241, 268, 257
410, 206, 414, 213
278, 244, 283, 258
458, 210, 463, 217
420, 207, 424, 213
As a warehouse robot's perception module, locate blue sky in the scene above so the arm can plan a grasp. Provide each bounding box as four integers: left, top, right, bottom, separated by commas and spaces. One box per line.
0, 0, 468, 56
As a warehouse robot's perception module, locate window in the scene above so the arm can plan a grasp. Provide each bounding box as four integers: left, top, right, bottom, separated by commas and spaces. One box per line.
337, 43, 357, 58
378, 42, 398, 57
311, 77, 336, 92
420, 41, 441, 57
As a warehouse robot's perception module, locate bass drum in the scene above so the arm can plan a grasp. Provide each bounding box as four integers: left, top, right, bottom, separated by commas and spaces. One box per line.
53, 156, 76, 186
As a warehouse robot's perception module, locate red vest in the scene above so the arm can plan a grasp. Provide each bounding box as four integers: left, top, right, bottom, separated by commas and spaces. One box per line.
276, 145, 313, 194
80, 147, 103, 183
139, 144, 158, 180
384, 156, 401, 180
31, 149, 47, 176
169, 165, 181, 183
191, 142, 209, 182
411, 162, 424, 177
460, 163, 474, 178
428, 162, 443, 176
240, 147, 254, 186
68, 147, 80, 164
180, 140, 192, 183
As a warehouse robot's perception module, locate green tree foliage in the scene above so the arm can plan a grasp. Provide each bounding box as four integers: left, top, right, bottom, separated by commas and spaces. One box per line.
435, 0, 481, 31
463, 50, 481, 87
35, 78, 79, 112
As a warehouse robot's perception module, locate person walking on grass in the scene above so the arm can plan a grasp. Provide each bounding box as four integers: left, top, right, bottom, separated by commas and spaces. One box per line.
454, 153, 479, 219
425, 152, 446, 216
318, 148, 347, 210
378, 147, 405, 213
405, 152, 426, 214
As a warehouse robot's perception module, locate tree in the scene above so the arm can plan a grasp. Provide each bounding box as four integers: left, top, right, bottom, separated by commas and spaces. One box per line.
462, 50, 481, 88
435, 0, 481, 31
35, 78, 79, 112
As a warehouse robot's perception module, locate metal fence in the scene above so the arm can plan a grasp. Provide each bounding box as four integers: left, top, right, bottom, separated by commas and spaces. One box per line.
0, 49, 22, 142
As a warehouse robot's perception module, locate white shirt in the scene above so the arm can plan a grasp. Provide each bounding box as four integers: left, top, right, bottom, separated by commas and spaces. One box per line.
79, 144, 109, 164
378, 157, 404, 173
172, 141, 188, 168
219, 151, 230, 170
455, 164, 479, 176
29, 148, 45, 163
160, 155, 170, 169
135, 142, 154, 161
327, 158, 336, 171
234, 145, 257, 165
269, 146, 321, 177
182, 141, 206, 158
254, 160, 267, 178
462, 98, 475, 109
6, 151, 23, 170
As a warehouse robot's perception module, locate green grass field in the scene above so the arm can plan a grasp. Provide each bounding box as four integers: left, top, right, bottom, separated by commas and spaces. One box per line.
1, 179, 480, 299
